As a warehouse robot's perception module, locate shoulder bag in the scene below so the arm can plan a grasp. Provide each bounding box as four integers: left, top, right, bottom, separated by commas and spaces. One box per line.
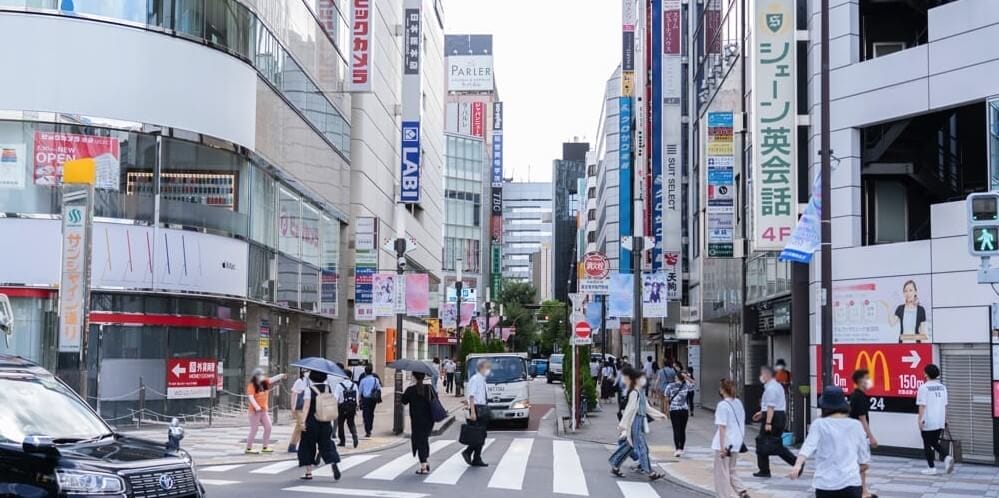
724, 401, 749, 453
430, 387, 448, 423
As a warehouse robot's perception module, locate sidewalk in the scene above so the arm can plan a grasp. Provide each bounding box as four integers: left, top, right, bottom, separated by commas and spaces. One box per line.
560, 399, 999, 497
122, 387, 466, 466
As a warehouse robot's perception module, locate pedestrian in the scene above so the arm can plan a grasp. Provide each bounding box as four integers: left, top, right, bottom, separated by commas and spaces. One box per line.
245, 368, 286, 454
609, 368, 667, 480
664, 371, 692, 457
444, 357, 456, 393
601, 360, 616, 403
849, 369, 878, 498
334, 369, 360, 448
916, 363, 953, 475
402, 372, 435, 474
752, 366, 797, 478
789, 385, 871, 498
462, 359, 491, 467
590, 355, 601, 383
288, 369, 310, 453
774, 359, 792, 387
358, 364, 382, 439
712, 378, 748, 498
685, 366, 697, 416
642, 356, 654, 383
657, 361, 677, 409
297, 370, 341, 481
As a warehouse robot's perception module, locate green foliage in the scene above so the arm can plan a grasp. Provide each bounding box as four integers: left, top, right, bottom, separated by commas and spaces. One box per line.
457, 330, 482, 365
560, 342, 598, 411
538, 299, 567, 356
496, 280, 540, 352
485, 339, 506, 353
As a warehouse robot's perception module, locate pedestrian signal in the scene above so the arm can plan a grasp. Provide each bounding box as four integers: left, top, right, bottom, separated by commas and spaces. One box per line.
967, 193, 999, 256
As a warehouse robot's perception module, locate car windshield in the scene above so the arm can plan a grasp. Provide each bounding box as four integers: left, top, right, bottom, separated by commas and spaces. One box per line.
550, 355, 563, 364
0, 372, 110, 444
467, 357, 527, 384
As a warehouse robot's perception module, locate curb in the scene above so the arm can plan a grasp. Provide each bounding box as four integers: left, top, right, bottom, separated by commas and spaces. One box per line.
658, 462, 715, 497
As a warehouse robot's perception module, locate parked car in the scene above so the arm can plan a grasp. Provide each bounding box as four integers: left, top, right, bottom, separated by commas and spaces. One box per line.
547, 353, 564, 383
0, 354, 205, 497
528, 358, 549, 378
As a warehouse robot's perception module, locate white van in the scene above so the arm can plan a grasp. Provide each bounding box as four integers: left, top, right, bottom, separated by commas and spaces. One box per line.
465, 353, 531, 428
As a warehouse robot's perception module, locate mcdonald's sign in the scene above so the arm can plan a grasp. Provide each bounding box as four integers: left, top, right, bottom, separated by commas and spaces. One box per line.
816, 343, 932, 400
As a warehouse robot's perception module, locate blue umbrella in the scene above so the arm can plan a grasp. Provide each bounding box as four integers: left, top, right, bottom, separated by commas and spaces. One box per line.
290, 357, 348, 378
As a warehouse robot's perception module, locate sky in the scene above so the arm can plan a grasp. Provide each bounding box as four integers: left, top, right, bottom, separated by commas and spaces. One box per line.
441, 0, 621, 183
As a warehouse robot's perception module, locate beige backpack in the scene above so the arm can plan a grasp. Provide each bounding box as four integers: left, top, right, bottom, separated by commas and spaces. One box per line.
311, 385, 338, 422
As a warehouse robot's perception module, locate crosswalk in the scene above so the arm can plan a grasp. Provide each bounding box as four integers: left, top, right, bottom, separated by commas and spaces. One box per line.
200, 437, 668, 497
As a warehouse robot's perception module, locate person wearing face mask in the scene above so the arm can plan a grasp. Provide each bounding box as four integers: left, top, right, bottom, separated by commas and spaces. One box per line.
245, 368, 287, 454
752, 366, 796, 477
609, 369, 667, 481
462, 359, 492, 467
774, 359, 791, 387
849, 369, 878, 498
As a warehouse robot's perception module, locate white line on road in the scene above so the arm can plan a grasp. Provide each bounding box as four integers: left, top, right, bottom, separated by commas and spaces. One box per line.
250, 459, 300, 474
364, 440, 453, 480
282, 485, 429, 498
423, 439, 496, 485
314, 454, 381, 477
616, 481, 660, 498
200, 464, 244, 472
199, 479, 240, 486
487, 438, 534, 490
552, 440, 588, 496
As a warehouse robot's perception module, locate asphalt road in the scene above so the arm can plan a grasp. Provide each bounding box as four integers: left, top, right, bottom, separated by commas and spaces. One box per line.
198, 379, 703, 498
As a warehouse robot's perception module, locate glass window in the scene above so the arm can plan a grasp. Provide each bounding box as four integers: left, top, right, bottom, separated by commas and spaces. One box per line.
247, 243, 273, 302
249, 164, 276, 246
157, 138, 248, 237
205, 0, 251, 58
300, 263, 319, 313
301, 203, 321, 266
277, 255, 300, 307
173, 0, 205, 38
278, 187, 301, 258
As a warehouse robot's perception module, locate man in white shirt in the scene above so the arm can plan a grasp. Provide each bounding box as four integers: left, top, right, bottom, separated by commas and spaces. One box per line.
752, 365, 797, 477
916, 363, 953, 475
461, 359, 491, 467
444, 357, 457, 393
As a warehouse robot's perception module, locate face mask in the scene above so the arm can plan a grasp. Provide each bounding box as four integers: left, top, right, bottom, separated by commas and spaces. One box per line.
759, 376, 766, 384
483, 369, 492, 377
638, 378, 648, 387
864, 379, 874, 390
775, 365, 784, 371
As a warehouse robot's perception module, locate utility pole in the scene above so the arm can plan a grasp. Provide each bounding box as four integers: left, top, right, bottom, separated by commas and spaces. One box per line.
819, 0, 833, 388
455, 259, 464, 397
392, 206, 406, 435
600, 296, 607, 359
631, 237, 643, 366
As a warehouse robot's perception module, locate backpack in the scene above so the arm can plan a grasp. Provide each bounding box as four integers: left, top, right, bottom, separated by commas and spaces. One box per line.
312, 385, 338, 422
341, 381, 358, 412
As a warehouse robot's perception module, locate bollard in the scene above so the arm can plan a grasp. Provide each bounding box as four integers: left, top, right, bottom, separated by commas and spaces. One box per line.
137, 377, 145, 430
209, 384, 216, 427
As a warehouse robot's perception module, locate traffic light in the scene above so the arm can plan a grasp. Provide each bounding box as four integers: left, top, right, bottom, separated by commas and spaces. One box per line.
967, 192, 999, 256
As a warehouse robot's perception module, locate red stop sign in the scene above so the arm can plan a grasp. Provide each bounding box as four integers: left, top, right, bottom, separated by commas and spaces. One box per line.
574, 321, 591, 339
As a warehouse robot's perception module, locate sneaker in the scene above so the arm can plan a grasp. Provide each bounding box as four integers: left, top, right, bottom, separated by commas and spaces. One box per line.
245, 448, 260, 455
944, 456, 955, 474
920, 467, 938, 475
678, 449, 684, 457
261, 447, 274, 453
673, 450, 681, 457
752, 471, 771, 478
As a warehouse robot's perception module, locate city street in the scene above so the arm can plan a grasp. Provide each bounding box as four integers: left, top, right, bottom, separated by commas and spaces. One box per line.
197, 380, 701, 498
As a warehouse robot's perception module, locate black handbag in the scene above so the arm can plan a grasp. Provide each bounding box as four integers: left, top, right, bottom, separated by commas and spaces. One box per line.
459, 423, 486, 446
430, 388, 448, 423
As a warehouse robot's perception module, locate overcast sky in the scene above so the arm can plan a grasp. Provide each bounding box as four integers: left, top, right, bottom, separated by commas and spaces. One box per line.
441, 0, 621, 182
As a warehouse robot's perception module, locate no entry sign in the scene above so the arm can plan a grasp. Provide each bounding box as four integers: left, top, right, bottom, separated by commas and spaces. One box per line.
573, 321, 592, 345
166, 358, 218, 399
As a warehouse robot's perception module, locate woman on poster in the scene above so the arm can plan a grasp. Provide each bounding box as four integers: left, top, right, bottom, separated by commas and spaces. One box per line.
885, 280, 928, 343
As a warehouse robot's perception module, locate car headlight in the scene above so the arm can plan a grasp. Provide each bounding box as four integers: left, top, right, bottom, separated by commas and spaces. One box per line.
511, 400, 530, 410
56, 469, 125, 495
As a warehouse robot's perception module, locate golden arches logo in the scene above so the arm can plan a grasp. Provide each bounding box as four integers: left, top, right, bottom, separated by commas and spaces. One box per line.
855, 350, 890, 391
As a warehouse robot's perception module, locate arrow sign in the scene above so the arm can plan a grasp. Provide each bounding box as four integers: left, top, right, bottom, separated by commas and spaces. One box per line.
171, 363, 187, 378
902, 350, 921, 369
832, 352, 844, 370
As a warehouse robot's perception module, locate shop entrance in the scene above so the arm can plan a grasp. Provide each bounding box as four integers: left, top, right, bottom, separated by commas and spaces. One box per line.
301, 330, 325, 359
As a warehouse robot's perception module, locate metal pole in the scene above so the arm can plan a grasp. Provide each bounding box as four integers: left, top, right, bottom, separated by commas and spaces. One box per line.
632, 238, 643, 366
137, 376, 145, 430
393, 237, 406, 435
455, 277, 463, 397
485, 300, 492, 343
820, 0, 833, 388
601, 297, 607, 359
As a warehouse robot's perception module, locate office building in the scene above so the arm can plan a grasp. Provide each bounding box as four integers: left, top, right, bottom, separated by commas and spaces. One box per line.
553, 141, 590, 302
502, 182, 553, 284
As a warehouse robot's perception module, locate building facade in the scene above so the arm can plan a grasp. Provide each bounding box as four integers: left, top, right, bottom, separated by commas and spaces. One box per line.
553, 141, 590, 303
502, 182, 553, 283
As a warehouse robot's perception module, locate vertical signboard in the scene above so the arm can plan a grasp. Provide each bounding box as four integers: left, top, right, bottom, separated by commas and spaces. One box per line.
492, 102, 504, 186
619, 96, 634, 273
622, 0, 636, 96
706, 112, 735, 257
752, 0, 797, 250
58, 199, 90, 352
399, 1, 422, 204
661, 0, 683, 300
350, 0, 372, 92
491, 245, 502, 298
354, 217, 377, 320
471, 101, 485, 137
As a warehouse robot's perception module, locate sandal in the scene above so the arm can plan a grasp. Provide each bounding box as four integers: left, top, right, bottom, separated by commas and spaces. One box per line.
648, 472, 665, 481
300, 473, 313, 480
611, 467, 625, 478
739, 492, 751, 498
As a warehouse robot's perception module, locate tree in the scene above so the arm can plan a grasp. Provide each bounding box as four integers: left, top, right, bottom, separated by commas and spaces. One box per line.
496, 280, 540, 352
538, 299, 567, 356
457, 329, 482, 365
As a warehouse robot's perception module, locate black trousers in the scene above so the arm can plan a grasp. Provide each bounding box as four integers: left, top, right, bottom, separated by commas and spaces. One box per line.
756, 411, 796, 475
669, 409, 689, 450
815, 486, 862, 498
464, 404, 490, 462
337, 407, 358, 445
445, 373, 455, 392
297, 417, 340, 467
413, 433, 431, 463
921, 429, 949, 468
361, 398, 376, 436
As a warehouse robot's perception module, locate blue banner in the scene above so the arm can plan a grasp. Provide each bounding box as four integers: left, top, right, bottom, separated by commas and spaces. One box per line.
586, 301, 603, 330
400, 121, 421, 203
619, 97, 633, 272
779, 172, 821, 263
609, 273, 633, 318
651, 0, 663, 271
491, 133, 503, 186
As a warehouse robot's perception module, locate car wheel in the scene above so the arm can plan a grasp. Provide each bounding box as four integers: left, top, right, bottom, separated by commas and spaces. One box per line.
517, 418, 530, 429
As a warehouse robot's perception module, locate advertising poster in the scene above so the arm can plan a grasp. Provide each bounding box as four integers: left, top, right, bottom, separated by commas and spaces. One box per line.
0, 144, 26, 189
833, 275, 933, 344
348, 324, 372, 361
471, 101, 485, 137
406, 273, 429, 317
320, 269, 338, 317
780, 171, 821, 263
166, 358, 218, 399
58, 203, 88, 353
817, 343, 933, 413
586, 301, 603, 331
33, 131, 120, 190
609, 273, 634, 318
372, 273, 396, 317
706, 112, 735, 257
354, 217, 377, 321
642, 272, 668, 318
258, 319, 270, 366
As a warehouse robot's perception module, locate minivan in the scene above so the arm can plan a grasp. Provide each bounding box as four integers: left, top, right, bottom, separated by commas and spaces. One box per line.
546, 353, 564, 383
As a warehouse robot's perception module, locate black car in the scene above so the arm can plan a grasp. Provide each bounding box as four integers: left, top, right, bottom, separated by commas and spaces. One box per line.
0, 355, 205, 497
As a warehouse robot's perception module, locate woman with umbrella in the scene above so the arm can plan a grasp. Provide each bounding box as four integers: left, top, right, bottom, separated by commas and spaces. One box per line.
393, 359, 442, 474
292, 358, 348, 481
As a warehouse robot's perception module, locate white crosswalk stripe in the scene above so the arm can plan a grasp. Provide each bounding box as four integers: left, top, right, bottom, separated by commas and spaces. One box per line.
552, 440, 588, 496
199, 479, 240, 486
616, 481, 661, 498
423, 439, 496, 485
487, 438, 534, 490
200, 464, 244, 472
282, 485, 429, 498
364, 440, 454, 480
314, 454, 380, 477
251, 459, 300, 475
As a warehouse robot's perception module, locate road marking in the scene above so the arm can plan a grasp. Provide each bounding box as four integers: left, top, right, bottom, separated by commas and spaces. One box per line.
364, 440, 453, 480
487, 438, 534, 490
423, 439, 496, 485
541, 408, 554, 420
200, 464, 244, 472
552, 440, 588, 496
616, 481, 660, 498
314, 454, 380, 477
200, 479, 240, 486
251, 459, 300, 474
282, 486, 429, 498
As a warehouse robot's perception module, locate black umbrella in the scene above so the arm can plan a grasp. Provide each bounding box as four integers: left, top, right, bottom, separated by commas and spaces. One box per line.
290, 357, 349, 378
388, 359, 438, 378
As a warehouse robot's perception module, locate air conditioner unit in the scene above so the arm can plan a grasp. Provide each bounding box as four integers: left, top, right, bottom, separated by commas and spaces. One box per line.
872, 42, 906, 58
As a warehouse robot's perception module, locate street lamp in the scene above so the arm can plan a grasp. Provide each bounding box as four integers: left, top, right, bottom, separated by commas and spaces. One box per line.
454, 258, 464, 397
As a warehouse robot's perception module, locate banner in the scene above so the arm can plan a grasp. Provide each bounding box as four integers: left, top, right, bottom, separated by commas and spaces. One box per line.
58, 202, 89, 352
372, 273, 396, 317
642, 273, 668, 318
706, 112, 735, 257
321, 270, 338, 317
779, 171, 821, 263
619, 96, 634, 272
406, 273, 429, 316
586, 301, 603, 330
471, 101, 485, 137
354, 217, 377, 321
609, 273, 633, 318
752, 0, 797, 250
442, 302, 475, 328
34, 132, 120, 190
833, 275, 933, 344
0, 144, 26, 189
818, 343, 933, 413
661, 0, 683, 299
399, 0, 422, 204
350, 0, 372, 92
